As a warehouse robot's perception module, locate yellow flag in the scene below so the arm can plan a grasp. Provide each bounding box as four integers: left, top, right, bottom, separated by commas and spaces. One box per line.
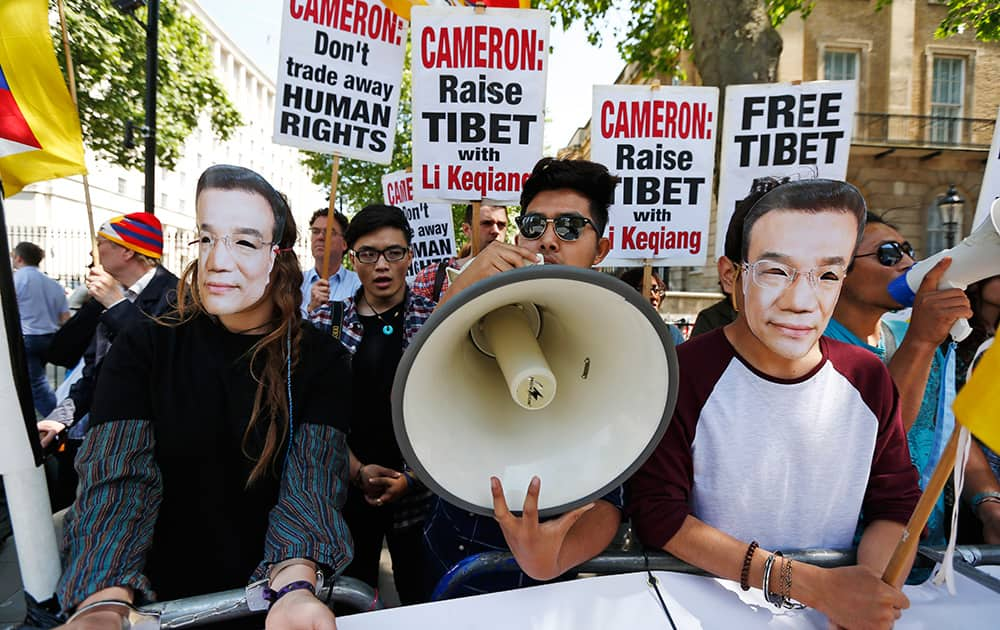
0, 0, 86, 197
384, 0, 531, 21
954, 341, 1000, 453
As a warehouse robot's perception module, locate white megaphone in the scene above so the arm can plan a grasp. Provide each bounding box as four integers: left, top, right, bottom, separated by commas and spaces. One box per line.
888, 197, 1000, 341
392, 265, 679, 517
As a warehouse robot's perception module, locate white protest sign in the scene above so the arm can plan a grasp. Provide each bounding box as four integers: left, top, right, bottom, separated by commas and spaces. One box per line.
591, 85, 719, 267
411, 6, 549, 201
273, 0, 407, 164
715, 80, 858, 259
973, 106, 1000, 230
382, 170, 457, 280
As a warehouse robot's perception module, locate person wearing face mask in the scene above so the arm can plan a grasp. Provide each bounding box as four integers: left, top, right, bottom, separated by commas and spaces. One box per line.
55, 165, 353, 630
629, 179, 920, 630
308, 205, 437, 604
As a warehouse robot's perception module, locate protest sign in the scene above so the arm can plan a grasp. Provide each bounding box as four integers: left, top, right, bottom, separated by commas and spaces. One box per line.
273, 0, 407, 164
382, 170, 457, 280
973, 106, 1000, 230
715, 80, 858, 259
411, 6, 549, 201
592, 85, 718, 267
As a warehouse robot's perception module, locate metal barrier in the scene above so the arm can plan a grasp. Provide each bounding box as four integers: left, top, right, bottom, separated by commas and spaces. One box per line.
432, 545, 1000, 601
137, 576, 383, 628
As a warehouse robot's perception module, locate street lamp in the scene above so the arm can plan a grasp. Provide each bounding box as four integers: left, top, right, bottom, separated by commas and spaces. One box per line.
112, 0, 159, 216
937, 184, 964, 249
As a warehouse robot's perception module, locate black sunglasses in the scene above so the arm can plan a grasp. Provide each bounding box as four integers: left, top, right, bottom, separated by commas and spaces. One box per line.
516, 213, 596, 241
854, 241, 915, 267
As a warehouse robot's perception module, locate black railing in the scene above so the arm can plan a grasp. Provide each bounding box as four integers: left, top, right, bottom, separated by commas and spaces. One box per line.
854, 112, 996, 150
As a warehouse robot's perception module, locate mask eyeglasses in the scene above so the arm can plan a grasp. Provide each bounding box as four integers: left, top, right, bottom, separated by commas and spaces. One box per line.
190, 233, 274, 259
352, 245, 409, 264
741, 259, 847, 296
516, 213, 596, 242
854, 241, 915, 267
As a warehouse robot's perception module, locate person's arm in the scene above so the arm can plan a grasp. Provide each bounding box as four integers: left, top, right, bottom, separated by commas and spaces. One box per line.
490, 476, 620, 581
963, 444, 1000, 544
661, 516, 908, 629
887, 258, 972, 429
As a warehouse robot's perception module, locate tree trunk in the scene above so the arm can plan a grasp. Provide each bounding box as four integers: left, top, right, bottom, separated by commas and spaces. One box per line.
687, 0, 783, 88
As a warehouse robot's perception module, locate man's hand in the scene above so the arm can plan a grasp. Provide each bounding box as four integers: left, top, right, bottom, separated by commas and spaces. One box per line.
38, 419, 66, 448
265, 589, 337, 630
813, 565, 908, 630
308, 279, 330, 313
85, 265, 125, 309
55, 610, 126, 630
357, 464, 401, 500
364, 473, 410, 507
907, 257, 973, 348
491, 476, 594, 582
978, 501, 1000, 544
437, 242, 538, 307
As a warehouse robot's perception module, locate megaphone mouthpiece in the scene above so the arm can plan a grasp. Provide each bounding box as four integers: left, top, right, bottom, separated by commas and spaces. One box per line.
477, 304, 557, 410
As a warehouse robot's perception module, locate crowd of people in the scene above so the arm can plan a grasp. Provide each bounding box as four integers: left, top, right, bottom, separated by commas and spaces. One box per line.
8, 157, 1000, 629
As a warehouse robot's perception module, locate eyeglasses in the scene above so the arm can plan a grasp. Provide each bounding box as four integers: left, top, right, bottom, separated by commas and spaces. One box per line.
352, 245, 409, 264
854, 241, 915, 267
516, 213, 596, 241
309, 227, 342, 238
190, 233, 274, 259
650, 286, 666, 298
742, 259, 847, 295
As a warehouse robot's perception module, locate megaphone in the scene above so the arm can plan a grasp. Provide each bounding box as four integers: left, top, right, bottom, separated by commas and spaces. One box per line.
392, 265, 679, 517
888, 197, 1000, 341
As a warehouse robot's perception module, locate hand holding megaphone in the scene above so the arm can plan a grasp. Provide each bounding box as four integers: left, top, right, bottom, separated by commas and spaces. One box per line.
888, 198, 1000, 341
438, 242, 540, 307
906, 258, 974, 348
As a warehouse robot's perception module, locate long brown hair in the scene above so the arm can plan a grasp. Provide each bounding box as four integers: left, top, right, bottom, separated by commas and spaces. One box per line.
174, 165, 304, 485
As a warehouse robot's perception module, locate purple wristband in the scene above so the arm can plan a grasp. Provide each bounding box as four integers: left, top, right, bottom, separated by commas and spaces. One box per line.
261, 580, 316, 608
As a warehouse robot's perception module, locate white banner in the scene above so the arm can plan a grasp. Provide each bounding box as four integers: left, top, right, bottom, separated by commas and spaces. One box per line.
591, 85, 719, 267
273, 0, 408, 164
973, 106, 1000, 229
382, 170, 457, 280
715, 80, 858, 259
411, 6, 549, 201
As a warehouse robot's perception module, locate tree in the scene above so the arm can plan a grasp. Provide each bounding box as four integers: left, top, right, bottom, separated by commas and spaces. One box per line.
53, 0, 241, 171
301, 44, 413, 214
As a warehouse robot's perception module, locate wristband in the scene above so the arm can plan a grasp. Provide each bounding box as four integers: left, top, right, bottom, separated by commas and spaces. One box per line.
401, 470, 416, 488
262, 580, 316, 609
971, 491, 1000, 516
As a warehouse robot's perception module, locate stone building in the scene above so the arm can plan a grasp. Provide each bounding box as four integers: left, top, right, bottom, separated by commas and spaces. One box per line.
560, 0, 999, 292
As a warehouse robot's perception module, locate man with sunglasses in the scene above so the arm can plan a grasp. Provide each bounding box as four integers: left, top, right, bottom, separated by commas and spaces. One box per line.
423, 158, 622, 598
827, 214, 1000, 548
308, 205, 436, 604
630, 179, 921, 629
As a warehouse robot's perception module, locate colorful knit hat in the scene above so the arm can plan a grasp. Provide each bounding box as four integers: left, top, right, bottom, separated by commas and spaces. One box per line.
98, 212, 163, 259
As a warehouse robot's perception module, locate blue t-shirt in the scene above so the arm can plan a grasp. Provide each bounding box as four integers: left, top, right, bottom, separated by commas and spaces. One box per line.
14, 265, 68, 335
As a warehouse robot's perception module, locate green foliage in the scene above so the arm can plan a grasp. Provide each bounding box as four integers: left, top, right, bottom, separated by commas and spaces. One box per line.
536, 0, 811, 79
301, 43, 413, 213
52, 0, 241, 171
936, 1, 1000, 41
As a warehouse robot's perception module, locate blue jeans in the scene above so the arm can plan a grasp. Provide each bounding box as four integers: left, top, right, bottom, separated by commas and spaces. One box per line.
23, 333, 56, 416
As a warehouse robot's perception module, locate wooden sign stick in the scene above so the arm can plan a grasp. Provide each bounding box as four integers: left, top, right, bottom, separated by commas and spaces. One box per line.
641, 262, 653, 302
882, 427, 961, 588
321, 155, 341, 278
470, 200, 482, 256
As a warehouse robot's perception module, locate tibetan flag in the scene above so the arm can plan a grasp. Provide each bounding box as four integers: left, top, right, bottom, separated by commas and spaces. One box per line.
0, 0, 86, 197
953, 340, 1000, 454
384, 0, 531, 21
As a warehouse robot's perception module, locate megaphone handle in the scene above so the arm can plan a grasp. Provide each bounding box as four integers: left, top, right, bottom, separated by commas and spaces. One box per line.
950, 319, 972, 342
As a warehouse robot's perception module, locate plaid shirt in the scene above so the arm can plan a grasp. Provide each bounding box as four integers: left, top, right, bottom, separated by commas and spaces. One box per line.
411, 257, 459, 303
309, 289, 437, 529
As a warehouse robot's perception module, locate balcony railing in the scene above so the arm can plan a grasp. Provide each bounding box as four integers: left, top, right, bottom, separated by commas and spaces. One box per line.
854, 113, 996, 150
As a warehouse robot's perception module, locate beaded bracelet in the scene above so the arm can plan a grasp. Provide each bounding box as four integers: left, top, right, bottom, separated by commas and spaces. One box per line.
740, 541, 759, 591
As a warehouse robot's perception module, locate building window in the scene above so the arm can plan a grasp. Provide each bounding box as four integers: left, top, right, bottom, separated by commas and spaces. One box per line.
161, 192, 169, 208
930, 57, 964, 144
117, 177, 127, 194
823, 50, 858, 81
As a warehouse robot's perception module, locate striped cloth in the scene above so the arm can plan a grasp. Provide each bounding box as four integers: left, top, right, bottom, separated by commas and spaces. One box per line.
98, 212, 163, 259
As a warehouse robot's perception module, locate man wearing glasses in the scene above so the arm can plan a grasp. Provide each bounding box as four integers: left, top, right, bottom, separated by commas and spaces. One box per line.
308, 205, 436, 604
423, 158, 624, 598
301, 208, 361, 317
629, 179, 920, 629
826, 214, 1000, 548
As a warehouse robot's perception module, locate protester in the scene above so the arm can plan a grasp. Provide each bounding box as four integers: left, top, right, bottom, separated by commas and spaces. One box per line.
618, 268, 684, 346
424, 157, 623, 597
309, 205, 435, 604
629, 179, 920, 629
411, 203, 509, 303
55, 165, 352, 630
12, 241, 69, 415
301, 208, 361, 317
826, 215, 1000, 548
